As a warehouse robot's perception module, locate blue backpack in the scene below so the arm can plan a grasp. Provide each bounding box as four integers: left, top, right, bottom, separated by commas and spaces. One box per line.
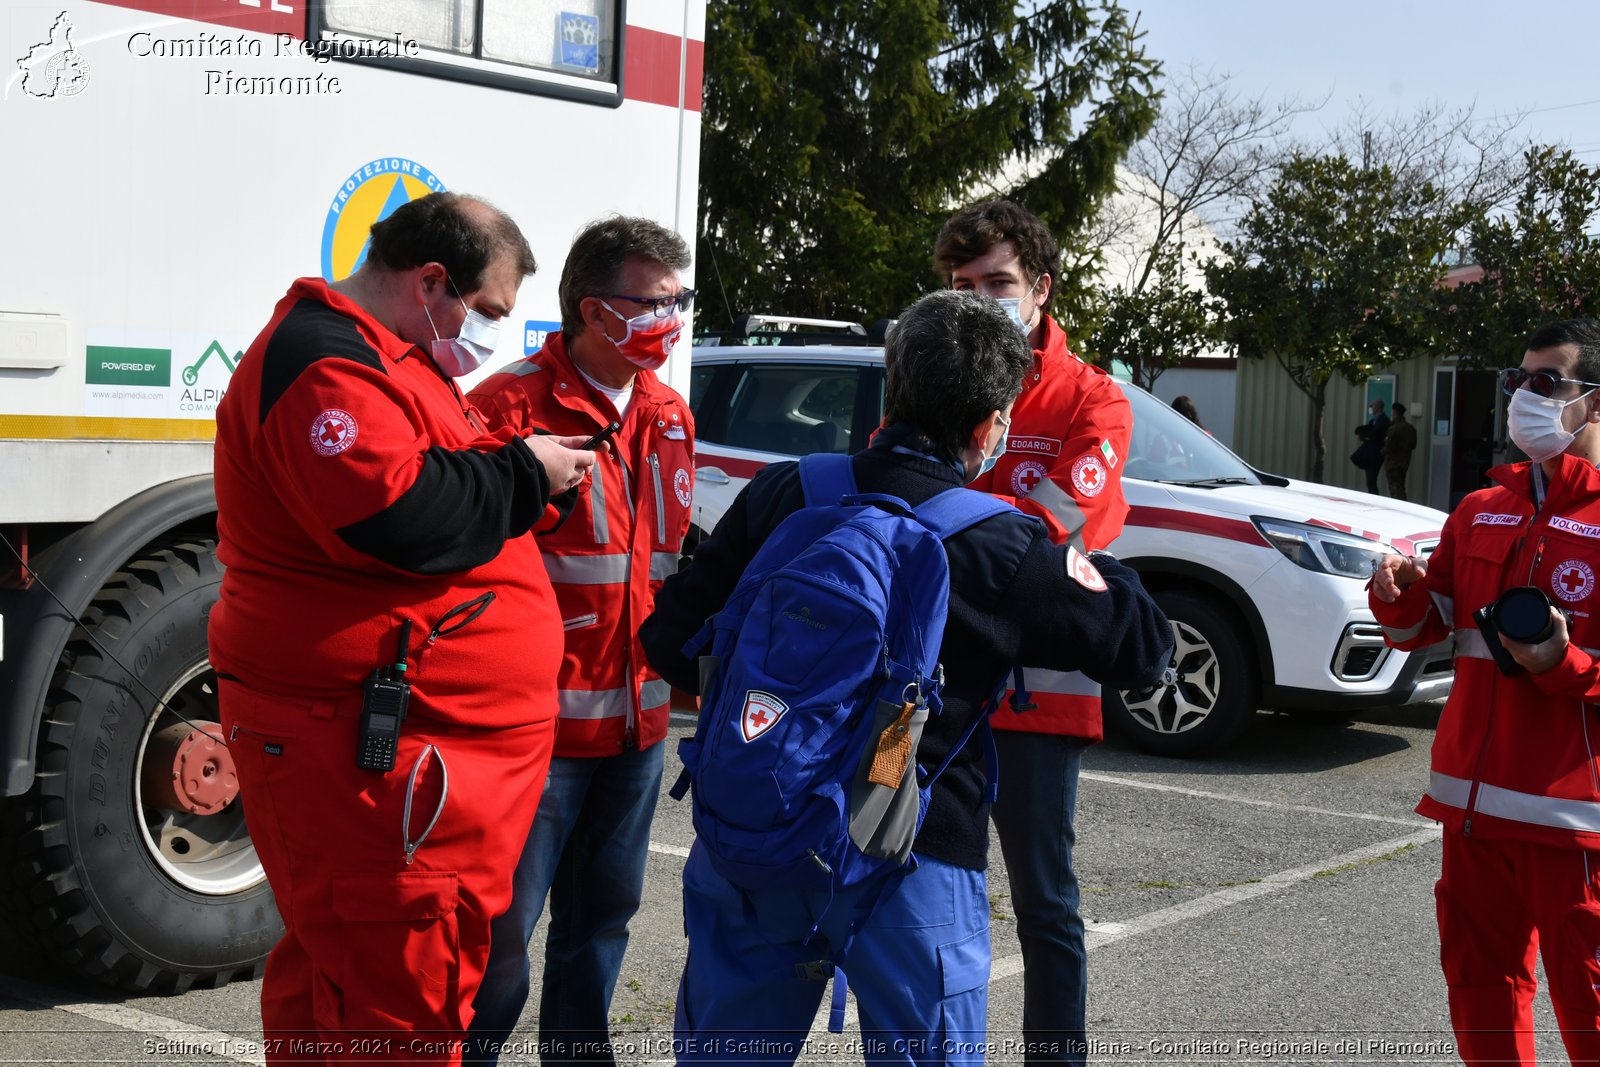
672, 452, 1014, 913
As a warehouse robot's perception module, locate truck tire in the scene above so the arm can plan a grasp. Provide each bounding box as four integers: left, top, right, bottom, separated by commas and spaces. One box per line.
1105, 589, 1259, 758
0, 540, 281, 991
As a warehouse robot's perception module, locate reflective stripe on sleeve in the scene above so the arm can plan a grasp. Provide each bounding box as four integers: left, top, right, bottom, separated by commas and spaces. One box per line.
650, 552, 678, 582
1381, 617, 1426, 643
543, 553, 629, 585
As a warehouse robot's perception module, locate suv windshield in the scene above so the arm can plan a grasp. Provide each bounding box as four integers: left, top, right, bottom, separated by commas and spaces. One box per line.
1117, 383, 1259, 486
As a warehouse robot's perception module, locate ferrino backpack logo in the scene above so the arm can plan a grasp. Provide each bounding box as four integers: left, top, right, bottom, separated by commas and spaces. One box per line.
671, 452, 1013, 905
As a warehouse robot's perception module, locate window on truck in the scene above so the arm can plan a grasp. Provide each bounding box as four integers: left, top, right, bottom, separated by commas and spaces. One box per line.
313, 0, 625, 105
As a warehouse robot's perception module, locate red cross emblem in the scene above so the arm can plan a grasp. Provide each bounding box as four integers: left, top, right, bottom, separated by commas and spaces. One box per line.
1552, 558, 1595, 603
1070, 454, 1108, 497
309, 408, 358, 456
741, 691, 788, 742
1011, 460, 1048, 496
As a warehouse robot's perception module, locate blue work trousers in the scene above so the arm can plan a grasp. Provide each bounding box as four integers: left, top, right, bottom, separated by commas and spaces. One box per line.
468, 740, 665, 1066
675, 843, 991, 1066
990, 731, 1086, 1066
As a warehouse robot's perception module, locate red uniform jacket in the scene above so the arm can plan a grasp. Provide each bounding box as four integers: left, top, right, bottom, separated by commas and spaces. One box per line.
470, 332, 695, 757
211, 278, 564, 728
968, 315, 1134, 740
1372, 452, 1600, 850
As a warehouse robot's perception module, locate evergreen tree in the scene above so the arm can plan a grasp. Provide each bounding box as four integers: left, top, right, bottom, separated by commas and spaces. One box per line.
695, 0, 1160, 331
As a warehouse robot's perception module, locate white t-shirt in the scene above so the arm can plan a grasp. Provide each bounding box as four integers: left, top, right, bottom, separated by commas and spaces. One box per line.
576, 365, 634, 418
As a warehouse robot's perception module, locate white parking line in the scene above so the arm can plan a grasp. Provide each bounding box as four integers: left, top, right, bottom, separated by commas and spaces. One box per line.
991, 825, 1442, 981
646, 826, 1442, 1045
1080, 770, 1437, 827
0, 977, 264, 1065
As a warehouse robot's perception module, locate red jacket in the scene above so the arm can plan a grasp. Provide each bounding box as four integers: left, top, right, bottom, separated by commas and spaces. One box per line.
968, 315, 1133, 740
1371, 452, 1600, 850
470, 333, 695, 757
211, 278, 563, 728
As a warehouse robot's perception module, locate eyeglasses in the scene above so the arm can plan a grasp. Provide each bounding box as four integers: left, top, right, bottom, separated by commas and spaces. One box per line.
604, 288, 696, 319
1499, 367, 1600, 399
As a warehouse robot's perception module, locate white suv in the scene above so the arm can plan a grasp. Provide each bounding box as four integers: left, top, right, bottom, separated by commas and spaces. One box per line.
687, 333, 1455, 757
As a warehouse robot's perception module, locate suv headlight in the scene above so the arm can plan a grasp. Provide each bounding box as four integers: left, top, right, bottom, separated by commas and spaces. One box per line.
1253, 517, 1392, 579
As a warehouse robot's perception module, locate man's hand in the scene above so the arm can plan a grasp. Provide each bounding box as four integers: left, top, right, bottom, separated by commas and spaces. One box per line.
1501, 607, 1570, 675
1370, 553, 1427, 603
525, 433, 602, 494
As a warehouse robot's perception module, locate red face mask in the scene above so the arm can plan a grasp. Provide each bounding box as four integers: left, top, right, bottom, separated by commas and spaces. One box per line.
601, 301, 682, 370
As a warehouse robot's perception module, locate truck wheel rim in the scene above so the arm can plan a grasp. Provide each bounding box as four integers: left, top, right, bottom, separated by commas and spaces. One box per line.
133, 662, 266, 895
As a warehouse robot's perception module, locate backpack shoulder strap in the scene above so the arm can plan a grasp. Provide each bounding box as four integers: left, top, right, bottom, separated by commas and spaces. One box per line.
799, 453, 858, 507
914, 486, 1017, 542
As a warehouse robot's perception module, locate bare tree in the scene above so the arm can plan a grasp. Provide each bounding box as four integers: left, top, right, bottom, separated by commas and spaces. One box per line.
1086, 67, 1321, 384
1329, 99, 1529, 214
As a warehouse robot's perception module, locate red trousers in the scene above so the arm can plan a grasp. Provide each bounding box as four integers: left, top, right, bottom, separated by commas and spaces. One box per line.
222, 681, 555, 1065
1438, 832, 1600, 1065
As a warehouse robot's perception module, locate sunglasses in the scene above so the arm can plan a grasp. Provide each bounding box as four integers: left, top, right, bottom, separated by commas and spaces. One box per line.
1499, 367, 1600, 399
605, 288, 697, 319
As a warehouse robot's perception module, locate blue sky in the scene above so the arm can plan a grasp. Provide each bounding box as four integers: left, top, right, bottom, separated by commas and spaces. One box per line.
1129, 1, 1600, 158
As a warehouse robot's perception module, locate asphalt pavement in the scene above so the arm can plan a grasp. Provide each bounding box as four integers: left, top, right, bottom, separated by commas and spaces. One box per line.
0, 700, 1574, 1064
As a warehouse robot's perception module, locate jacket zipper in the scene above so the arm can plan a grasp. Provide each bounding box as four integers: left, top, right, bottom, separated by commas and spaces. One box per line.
1467, 508, 1547, 835
647, 454, 666, 545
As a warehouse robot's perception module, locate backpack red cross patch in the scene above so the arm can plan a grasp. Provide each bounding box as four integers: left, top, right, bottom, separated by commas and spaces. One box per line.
741, 691, 788, 742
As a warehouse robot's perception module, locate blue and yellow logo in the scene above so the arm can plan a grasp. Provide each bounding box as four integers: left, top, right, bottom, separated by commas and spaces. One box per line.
321, 158, 446, 281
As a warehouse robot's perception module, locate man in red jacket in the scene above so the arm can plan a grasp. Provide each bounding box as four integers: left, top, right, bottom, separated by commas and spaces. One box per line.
465, 217, 695, 1066
1371, 319, 1600, 1066
934, 200, 1134, 1066
213, 192, 599, 1064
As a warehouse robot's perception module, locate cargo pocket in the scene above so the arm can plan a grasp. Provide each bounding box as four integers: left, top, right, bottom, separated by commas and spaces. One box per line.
937, 925, 990, 1063
333, 870, 462, 1032
848, 698, 929, 862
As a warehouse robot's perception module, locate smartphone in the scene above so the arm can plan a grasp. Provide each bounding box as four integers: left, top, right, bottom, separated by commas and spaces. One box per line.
580, 421, 621, 450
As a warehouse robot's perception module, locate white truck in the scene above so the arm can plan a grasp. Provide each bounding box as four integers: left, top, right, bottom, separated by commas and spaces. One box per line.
0, 0, 703, 991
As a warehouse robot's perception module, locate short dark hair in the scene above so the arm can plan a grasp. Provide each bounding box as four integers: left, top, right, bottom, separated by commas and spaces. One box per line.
1392, 402, 1407, 415
933, 200, 1061, 311
559, 216, 692, 336
883, 290, 1031, 456
366, 192, 536, 293
1526, 318, 1600, 384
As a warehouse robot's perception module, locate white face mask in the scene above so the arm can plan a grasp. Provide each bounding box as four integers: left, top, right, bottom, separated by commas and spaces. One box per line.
424, 296, 501, 378
994, 276, 1043, 336
1508, 386, 1595, 463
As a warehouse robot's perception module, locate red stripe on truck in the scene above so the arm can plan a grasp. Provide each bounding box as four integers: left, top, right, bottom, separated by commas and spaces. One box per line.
100, 0, 301, 36
101, 2, 706, 114
625, 25, 704, 111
